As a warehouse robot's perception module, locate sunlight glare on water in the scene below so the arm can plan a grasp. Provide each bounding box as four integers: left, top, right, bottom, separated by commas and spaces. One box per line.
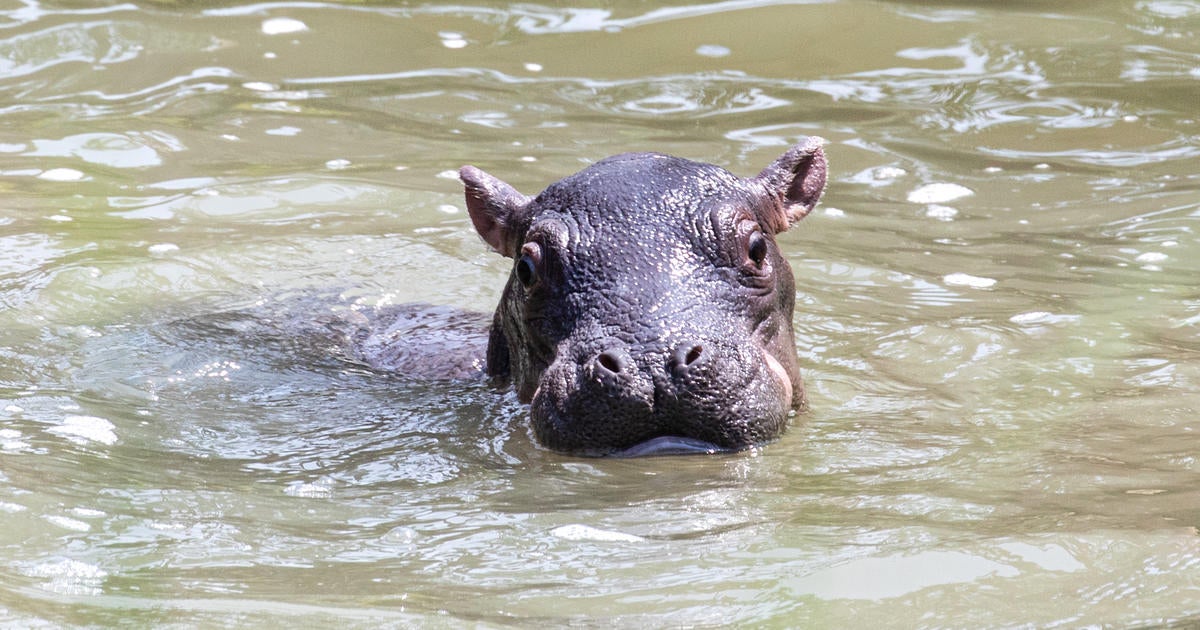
0, 0, 1198, 626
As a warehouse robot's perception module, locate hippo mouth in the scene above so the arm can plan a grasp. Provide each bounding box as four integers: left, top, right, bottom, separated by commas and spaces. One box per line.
611, 435, 731, 457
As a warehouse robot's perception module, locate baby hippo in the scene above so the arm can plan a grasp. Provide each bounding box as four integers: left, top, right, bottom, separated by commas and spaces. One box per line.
456, 138, 827, 455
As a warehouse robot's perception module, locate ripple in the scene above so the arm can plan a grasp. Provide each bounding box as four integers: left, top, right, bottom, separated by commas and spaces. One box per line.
0, 21, 140, 79
1, 1, 1199, 626
1121, 45, 1200, 81
27, 131, 179, 168
502, 0, 832, 34
35, 66, 238, 119
980, 140, 1200, 168
789, 550, 1018, 600
1138, 0, 1200, 18
108, 177, 393, 222
561, 75, 792, 118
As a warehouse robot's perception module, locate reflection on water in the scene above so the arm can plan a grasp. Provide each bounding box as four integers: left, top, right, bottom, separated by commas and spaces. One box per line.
1, 0, 1199, 626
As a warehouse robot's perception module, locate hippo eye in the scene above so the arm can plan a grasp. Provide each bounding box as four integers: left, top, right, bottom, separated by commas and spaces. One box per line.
515, 243, 542, 289
746, 230, 769, 268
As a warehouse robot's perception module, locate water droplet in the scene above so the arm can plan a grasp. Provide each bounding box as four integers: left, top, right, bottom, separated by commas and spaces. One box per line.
943, 272, 997, 289
907, 183, 973, 204
265, 126, 302, 136
38, 168, 85, 182
440, 32, 467, 49
262, 17, 308, 35
924, 205, 959, 220
695, 44, 731, 58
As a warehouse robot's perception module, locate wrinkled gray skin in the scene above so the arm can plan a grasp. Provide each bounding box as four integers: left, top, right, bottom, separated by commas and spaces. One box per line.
457, 138, 828, 455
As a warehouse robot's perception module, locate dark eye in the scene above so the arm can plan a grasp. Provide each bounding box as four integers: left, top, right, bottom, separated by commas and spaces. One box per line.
747, 230, 768, 268
515, 243, 541, 289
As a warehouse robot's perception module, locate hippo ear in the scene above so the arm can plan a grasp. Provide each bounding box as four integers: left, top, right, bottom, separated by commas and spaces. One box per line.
460, 165, 533, 258
752, 137, 828, 234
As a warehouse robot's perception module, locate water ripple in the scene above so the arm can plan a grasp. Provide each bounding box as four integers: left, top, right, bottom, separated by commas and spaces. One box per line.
2, 0, 1200, 626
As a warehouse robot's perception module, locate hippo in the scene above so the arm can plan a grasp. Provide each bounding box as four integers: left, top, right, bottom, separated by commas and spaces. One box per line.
356, 138, 827, 456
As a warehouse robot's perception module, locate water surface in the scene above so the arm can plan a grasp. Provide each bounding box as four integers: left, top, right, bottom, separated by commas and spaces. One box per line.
1, 0, 1199, 626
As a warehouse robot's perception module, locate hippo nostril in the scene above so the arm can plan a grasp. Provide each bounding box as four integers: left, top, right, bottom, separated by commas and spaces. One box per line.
596, 350, 626, 375
670, 342, 705, 377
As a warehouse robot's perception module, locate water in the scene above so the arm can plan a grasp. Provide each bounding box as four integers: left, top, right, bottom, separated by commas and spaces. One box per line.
1, 0, 1198, 626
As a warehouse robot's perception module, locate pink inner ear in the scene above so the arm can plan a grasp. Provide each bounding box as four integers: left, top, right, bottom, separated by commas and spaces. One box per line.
460, 165, 530, 258
755, 138, 828, 233
784, 147, 827, 222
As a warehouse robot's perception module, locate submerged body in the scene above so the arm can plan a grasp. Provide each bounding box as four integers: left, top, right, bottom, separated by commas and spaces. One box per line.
360, 139, 827, 455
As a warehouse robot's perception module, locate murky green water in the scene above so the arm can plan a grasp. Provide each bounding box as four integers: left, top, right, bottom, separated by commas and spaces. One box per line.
1, 0, 1198, 626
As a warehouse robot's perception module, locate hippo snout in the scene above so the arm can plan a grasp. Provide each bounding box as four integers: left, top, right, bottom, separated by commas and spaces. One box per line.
529, 334, 793, 455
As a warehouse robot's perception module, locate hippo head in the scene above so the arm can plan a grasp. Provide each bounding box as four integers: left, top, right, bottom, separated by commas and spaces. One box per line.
460, 138, 827, 455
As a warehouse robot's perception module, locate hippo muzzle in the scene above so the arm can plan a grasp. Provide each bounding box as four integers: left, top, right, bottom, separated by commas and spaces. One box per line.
529, 325, 797, 455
